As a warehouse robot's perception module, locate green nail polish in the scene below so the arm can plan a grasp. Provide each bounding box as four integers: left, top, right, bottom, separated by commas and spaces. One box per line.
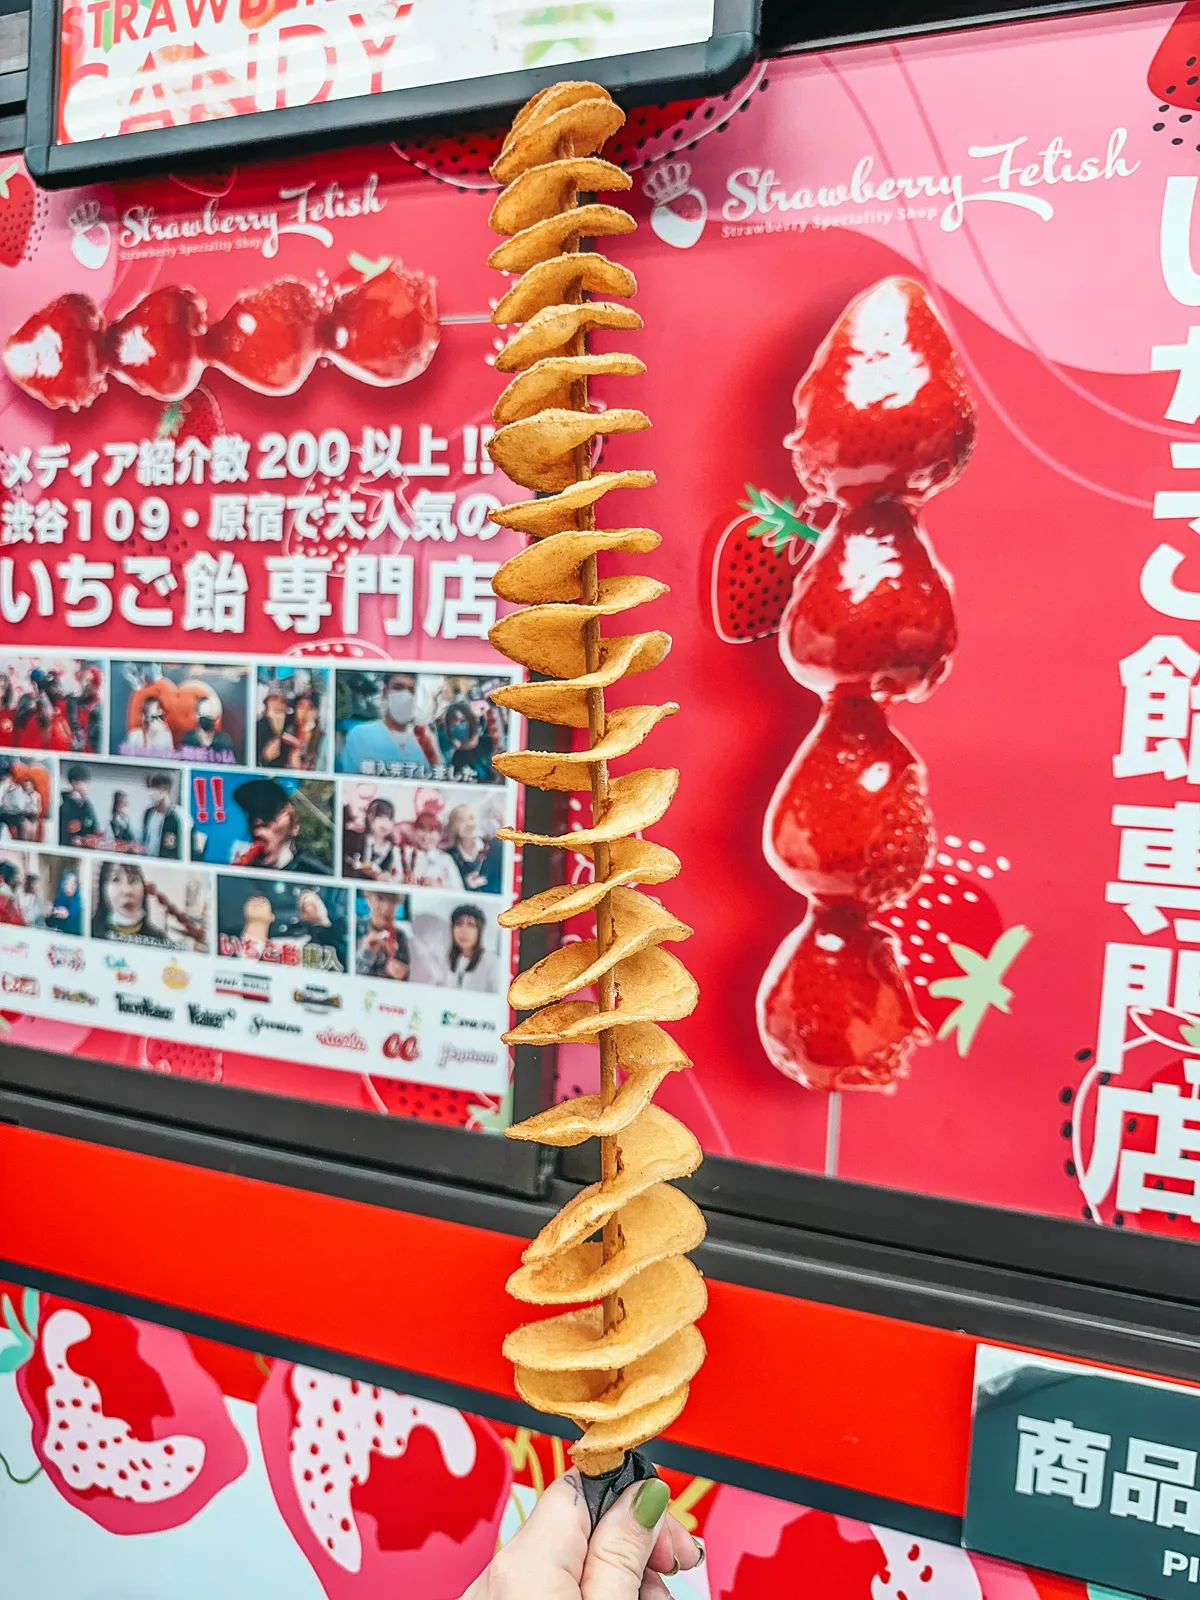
633, 1478, 670, 1529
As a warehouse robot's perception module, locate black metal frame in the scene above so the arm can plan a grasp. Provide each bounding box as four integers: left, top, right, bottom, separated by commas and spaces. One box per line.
23, 0, 760, 188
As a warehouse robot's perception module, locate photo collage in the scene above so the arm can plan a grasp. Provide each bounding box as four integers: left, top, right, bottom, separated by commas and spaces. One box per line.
0, 653, 520, 1094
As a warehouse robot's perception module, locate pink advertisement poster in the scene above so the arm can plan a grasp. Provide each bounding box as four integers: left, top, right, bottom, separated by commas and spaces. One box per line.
4, 0, 1200, 1233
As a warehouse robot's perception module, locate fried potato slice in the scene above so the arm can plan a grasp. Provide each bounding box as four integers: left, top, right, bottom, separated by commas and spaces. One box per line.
494, 303, 643, 374
492, 527, 660, 603
505, 1058, 684, 1146
493, 254, 637, 326
489, 157, 631, 236
499, 839, 680, 929
488, 470, 654, 535
515, 1328, 704, 1427
503, 1255, 706, 1370
492, 96, 626, 184
493, 355, 646, 427
489, 578, 665, 674
487, 204, 636, 274
508, 888, 690, 1010
503, 947, 699, 1044
500, 767, 678, 848
508, 80, 614, 140
488, 406, 650, 492
491, 635, 671, 727
493, 704, 676, 793
508, 1185, 706, 1304
571, 1384, 691, 1476
522, 1106, 703, 1264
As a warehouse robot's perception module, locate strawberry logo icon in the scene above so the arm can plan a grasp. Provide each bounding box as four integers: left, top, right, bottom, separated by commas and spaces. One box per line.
4, 1290, 248, 1532
708, 484, 820, 643
0, 161, 37, 270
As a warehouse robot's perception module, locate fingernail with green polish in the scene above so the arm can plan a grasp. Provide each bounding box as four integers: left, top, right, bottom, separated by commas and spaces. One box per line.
633, 1478, 670, 1529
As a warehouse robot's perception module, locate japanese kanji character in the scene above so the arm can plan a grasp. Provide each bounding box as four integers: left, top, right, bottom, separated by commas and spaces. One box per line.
135, 438, 175, 488
175, 438, 211, 485
404, 424, 449, 477
456, 492, 502, 539
360, 425, 405, 479
247, 492, 286, 543
1113, 1438, 1199, 1525
209, 494, 248, 542
1113, 637, 1200, 781
323, 491, 367, 541
1, 501, 34, 544
69, 450, 98, 488
1108, 802, 1200, 936
1087, 1081, 1200, 1225
34, 444, 70, 487
410, 489, 455, 541
210, 434, 251, 485
1, 448, 31, 490
182, 551, 248, 634
33, 499, 69, 544
265, 554, 333, 634
1094, 942, 1173, 1078
287, 494, 325, 539
102, 443, 138, 486
364, 489, 409, 542
57, 555, 115, 627
342, 553, 414, 635
119, 555, 177, 626
423, 555, 499, 639
1015, 1416, 1110, 1509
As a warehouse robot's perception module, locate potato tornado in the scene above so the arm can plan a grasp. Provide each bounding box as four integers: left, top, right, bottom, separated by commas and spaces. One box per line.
483, 81, 706, 1479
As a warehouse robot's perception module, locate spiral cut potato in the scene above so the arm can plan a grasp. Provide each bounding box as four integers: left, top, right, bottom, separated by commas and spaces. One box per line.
485, 80, 706, 1478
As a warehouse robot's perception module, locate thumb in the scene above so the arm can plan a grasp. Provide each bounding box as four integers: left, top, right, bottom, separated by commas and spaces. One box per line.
581, 1478, 671, 1600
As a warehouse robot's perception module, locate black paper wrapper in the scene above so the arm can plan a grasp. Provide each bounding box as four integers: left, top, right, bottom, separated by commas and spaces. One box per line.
580, 1449, 659, 1531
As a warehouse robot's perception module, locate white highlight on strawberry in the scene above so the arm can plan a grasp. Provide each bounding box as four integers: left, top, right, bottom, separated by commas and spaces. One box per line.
6, 325, 63, 380
869, 1525, 982, 1600
844, 278, 930, 412
288, 1366, 477, 1574
116, 326, 155, 368
839, 532, 903, 605
41, 1307, 206, 1501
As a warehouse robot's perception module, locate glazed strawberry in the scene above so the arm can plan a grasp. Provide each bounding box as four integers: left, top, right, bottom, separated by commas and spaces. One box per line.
320, 263, 440, 387
765, 690, 934, 908
780, 495, 957, 700
3, 293, 107, 411
206, 278, 320, 395
757, 902, 930, 1092
107, 285, 206, 401
786, 277, 976, 509
709, 486, 818, 643
157, 381, 223, 448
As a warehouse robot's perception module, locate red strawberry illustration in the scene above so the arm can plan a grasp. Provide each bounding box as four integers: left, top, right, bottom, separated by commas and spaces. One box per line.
257, 1360, 511, 1599
0, 161, 36, 268
786, 277, 976, 510
780, 496, 957, 702
765, 690, 934, 909
12, 1291, 247, 1532
361, 1073, 497, 1127
206, 278, 321, 395
709, 485, 819, 643
1149, 1, 1200, 145
145, 1037, 223, 1083
107, 285, 207, 402
320, 262, 440, 388
3, 294, 108, 411
757, 901, 930, 1093
158, 381, 224, 448
884, 846, 1007, 1032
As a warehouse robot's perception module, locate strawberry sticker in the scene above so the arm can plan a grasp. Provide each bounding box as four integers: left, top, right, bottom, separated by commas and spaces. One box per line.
257, 1360, 511, 1598
11, 1291, 248, 1533
0, 162, 37, 270
708, 484, 819, 643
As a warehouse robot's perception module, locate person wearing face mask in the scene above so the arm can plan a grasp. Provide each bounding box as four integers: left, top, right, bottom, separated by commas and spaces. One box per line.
181, 693, 235, 762
256, 683, 291, 768
123, 694, 174, 755
140, 773, 184, 859
340, 673, 439, 775
440, 700, 500, 784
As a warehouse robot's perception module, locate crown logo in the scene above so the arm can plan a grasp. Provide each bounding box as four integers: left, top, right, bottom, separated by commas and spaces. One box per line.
643, 161, 692, 205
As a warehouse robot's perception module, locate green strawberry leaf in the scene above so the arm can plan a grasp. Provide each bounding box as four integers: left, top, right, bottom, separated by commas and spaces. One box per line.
0, 1334, 31, 1374
470, 1085, 513, 1133
739, 484, 821, 552
1181, 1022, 1200, 1050
347, 252, 393, 282
0, 161, 19, 201
2, 1292, 20, 1336
21, 1287, 38, 1338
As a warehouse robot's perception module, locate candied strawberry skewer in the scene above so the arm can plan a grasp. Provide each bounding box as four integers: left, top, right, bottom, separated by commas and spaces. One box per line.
757, 277, 976, 1145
